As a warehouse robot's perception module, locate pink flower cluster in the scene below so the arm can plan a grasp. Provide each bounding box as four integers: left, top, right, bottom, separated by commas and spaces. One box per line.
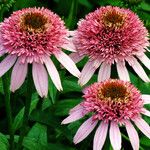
0, 6, 150, 150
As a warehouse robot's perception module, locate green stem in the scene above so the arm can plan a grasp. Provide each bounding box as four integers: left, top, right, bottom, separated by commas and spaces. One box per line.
2, 73, 14, 150
16, 65, 33, 150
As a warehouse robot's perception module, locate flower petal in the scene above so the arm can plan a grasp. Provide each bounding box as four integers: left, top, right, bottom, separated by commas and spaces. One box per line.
133, 117, 150, 139
125, 121, 139, 150
79, 60, 101, 86
137, 54, 150, 70
98, 62, 111, 82
93, 121, 108, 150
54, 51, 80, 78
44, 56, 62, 91
69, 53, 84, 64
0, 45, 6, 57
116, 61, 130, 81
73, 117, 98, 144
10, 59, 28, 92
126, 56, 150, 82
32, 62, 48, 97
141, 108, 150, 117
69, 104, 84, 114
109, 122, 121, 150
61, 107, 87, 124
0, 55, 17, 77
142, 95, 150, 104
68, 30, 75, 36
62, 38, 76, 52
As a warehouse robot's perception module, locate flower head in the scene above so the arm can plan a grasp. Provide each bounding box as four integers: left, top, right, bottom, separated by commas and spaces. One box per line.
0, 7, 80, 97
62, 79, 150, 150
71, 6, 150, 85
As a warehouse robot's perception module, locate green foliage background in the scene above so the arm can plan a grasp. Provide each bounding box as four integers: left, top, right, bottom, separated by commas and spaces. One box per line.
0, 0, 150, 150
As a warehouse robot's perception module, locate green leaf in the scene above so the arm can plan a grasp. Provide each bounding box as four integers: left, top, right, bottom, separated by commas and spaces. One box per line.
12, 95, 39, 131
15, 136, 75, 150
54, 98, 82, 116
0, 133, 9, 150
141, 136, 150, 147
48, 77, 57, 104
30, 108, 60, 127
78, 0, 92, 8
15, 136, 47, 150
140, 1, 150, 11
13, 0, 38, 10
62, 78, 82, 93
0, 141, 7, 150
0, 78, 4, 93
27, 123, 47, 145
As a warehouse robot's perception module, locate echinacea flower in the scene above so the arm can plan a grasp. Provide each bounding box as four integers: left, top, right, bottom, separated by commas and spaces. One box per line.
0, 7, 80, 97
71, 6, 150, 85
62, 79, 150, 150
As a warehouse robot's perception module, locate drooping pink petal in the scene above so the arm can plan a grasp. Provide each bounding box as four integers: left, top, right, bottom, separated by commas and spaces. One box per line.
137, 54, 150, 70
32, 62, 48, 97
69, 53, 84, 64
0, 47, 6, 57
68, 30, 75, 36
126, 56, 150, 82
116, 61, 130, 81
142, 95, 150, 104
93, 121, 108, 150
141, 108, 150, 117
125, 121, 139, 150
69, 104, 84, 114
10, 59, 28, 92
44, 56, 62, 91
62, 38, 76, 52
98, 62, 111, 82
54, 51, 80, 77
0, 55, 17, 77
109, 122, 121, 150
73, 117, 98, 144
133, 117, 150, 139
79, 60, 101, 86
61, 108, 87, 124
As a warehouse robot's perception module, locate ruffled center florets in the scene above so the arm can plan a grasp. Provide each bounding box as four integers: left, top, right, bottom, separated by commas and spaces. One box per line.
82, 80, 143, 123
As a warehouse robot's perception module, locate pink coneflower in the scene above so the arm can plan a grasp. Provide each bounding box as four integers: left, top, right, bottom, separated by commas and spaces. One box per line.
71, 6, 150, 85
62, 79, 150, 150
0, 7, 80, 97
